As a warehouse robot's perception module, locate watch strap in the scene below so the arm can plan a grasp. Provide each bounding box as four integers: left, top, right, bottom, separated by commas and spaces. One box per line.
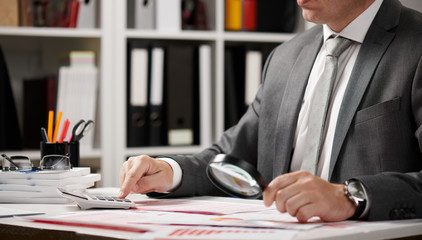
350, 197, 366, 220
345, 180, 367, 220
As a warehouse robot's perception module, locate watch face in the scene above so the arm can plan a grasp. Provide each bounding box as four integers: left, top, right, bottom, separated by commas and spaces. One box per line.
348, 181, 366, 199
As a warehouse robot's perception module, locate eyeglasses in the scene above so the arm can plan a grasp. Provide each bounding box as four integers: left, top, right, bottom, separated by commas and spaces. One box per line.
1, 154, 32, 171
40, 154, 71, 171
1, 153, 71, 171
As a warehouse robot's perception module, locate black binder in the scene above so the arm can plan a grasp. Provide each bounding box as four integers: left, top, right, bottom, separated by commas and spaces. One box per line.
0, 45, 23, 150
126, 42, 150, 147
23, 77, 56, 149
165, 44, 199, 146
224, 46, 246, 130
256, 0, 297, 33
148, 45, 167, 146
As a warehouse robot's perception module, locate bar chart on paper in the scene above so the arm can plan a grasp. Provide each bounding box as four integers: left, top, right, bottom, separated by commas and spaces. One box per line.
151, 226, 299, 239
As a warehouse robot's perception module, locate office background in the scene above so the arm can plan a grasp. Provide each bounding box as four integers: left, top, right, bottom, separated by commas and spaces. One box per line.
0, 0, 421, 187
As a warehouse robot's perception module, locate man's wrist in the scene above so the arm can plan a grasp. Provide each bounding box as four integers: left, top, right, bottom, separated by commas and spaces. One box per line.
344, 180, 367, 220
157, 157, 182, 191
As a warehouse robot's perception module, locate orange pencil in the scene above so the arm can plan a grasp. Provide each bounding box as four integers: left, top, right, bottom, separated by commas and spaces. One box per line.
52, 111, 62, 143
47, 110, 54, 142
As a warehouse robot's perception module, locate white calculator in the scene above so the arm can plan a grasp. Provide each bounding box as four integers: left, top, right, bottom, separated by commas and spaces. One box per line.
57, 187, 135, 210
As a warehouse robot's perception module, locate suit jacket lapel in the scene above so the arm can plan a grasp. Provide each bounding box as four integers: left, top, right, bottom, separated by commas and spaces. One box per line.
273, 33, 323, 177
329, 0, 400, 180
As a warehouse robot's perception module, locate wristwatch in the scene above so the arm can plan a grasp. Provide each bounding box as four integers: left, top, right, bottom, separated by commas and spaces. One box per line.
344, 180, 367, 219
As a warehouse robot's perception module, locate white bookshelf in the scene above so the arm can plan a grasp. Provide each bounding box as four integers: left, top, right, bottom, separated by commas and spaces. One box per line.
0, 0, 113, 182
1, 0, 304, 187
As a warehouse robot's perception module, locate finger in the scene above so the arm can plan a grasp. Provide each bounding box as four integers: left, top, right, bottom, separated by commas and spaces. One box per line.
263, 172, 301, 207
119, 160, 130, 188
119, 160, 131, 197
294, 203, 316, 223
119, 157, 150, 198
274, 190, 287, 213
273, 184, 302, 213
284, 191, 313, 217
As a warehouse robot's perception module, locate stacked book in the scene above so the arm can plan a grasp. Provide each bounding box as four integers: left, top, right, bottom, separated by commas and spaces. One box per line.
0, 167, 100, 204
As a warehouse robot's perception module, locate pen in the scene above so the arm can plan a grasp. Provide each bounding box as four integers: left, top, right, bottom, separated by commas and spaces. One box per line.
40, 127, 49, 143
53, 111, 62, 143
48, 110, 54, 142
58, 119, 70, 143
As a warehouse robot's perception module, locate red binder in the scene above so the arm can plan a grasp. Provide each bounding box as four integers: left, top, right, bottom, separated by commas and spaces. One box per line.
243, 0, 257, 31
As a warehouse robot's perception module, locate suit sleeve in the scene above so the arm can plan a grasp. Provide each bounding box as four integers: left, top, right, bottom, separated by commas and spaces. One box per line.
355, 56, 422, 221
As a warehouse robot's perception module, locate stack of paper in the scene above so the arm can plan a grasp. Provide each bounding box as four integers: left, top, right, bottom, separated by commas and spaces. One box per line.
22, 198, 321, 239
0, 167, 100, 204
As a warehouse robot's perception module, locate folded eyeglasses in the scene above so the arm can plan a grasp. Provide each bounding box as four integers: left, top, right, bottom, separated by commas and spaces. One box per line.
1, 153, 71, 171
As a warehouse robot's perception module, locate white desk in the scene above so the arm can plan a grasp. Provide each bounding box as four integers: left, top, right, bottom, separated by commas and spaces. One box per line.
1, 188, 422, 240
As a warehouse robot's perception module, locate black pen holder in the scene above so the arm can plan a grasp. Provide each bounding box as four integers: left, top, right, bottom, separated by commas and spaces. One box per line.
40, 141, 80, 168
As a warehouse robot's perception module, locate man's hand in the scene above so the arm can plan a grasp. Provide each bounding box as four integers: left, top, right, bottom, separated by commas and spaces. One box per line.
262, 170, 356, 223
118, 155, 173, 198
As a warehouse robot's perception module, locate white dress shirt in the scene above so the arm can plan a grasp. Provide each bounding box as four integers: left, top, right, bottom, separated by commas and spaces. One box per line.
290, 0, 383, 180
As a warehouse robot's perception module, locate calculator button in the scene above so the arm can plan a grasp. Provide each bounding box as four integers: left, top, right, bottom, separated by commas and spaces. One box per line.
95, 195, 106, 200
105, 196, 115, 201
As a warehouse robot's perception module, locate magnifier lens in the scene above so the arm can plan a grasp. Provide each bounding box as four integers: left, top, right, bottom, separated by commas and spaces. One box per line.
206, 154, 267, 199
208, 162, 261, 196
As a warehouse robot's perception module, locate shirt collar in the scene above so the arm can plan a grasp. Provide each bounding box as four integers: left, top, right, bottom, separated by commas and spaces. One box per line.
323, 0, 384, 43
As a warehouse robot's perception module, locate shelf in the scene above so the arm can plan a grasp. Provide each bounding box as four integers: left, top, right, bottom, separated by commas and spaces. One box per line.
0, 27, 102, 38
223, 31, 296, 43
126, 29, 297, 43
126, 30, 218, 41
124, 146, 206, 157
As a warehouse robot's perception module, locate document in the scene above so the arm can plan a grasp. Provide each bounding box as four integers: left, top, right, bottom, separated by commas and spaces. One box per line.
0, 207, 44, 218
24, 210, 301, 240
143, 226, 300, 240
133, 198, 272, 215
22, 197, 321, 240
132, 199, 321, 230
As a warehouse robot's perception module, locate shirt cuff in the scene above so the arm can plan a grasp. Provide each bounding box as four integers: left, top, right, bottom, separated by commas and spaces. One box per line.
157, 157, 182, 191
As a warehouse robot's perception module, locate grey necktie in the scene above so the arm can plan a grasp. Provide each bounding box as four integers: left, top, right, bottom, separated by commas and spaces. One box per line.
300, 36, 353, 175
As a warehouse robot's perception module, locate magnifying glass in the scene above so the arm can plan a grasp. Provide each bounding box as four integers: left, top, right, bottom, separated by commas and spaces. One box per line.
206, 154, 267, 199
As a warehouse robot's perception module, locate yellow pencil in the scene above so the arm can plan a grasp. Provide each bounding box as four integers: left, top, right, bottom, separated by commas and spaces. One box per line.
48, 110, 54, 142
53, 111, 62, 143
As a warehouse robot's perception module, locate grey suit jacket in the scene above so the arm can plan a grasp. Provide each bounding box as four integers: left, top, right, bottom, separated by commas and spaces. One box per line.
164, 0, 422, 221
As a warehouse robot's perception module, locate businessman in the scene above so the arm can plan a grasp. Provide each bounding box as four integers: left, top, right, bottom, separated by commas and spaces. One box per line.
120, 0, 422, 222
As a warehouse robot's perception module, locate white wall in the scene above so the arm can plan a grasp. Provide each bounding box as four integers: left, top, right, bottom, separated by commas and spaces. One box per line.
400, 0, 422, 12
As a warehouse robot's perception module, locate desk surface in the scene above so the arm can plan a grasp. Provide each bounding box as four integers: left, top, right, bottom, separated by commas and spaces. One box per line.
1, 188, 422, 240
